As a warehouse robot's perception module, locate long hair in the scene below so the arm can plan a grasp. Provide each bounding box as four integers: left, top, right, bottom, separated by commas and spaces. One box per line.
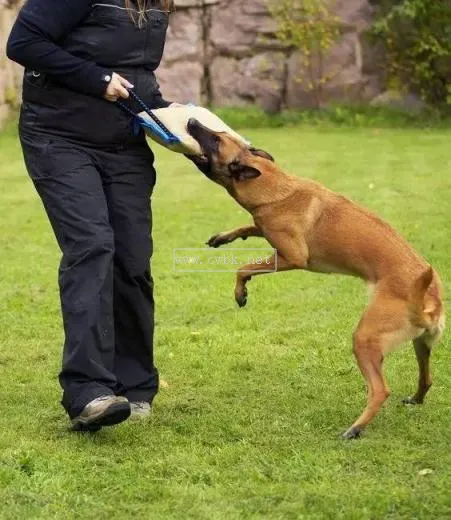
125, 0, 174, 26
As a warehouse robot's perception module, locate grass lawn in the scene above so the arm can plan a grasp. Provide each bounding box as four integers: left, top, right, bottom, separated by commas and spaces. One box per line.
0, 122, 450, 519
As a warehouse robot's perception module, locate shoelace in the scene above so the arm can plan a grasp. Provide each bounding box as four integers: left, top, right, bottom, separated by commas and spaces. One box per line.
95, 396, 115, 402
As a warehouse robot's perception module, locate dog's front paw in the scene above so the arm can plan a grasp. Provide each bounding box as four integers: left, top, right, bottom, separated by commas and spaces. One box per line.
206, 233, 231, 248
341, 426, 363, 440
235, 286, 248, 308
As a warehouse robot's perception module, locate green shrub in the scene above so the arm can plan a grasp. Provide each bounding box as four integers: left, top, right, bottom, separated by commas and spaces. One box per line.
267, 0, 341, 109
370, 0, 451, 108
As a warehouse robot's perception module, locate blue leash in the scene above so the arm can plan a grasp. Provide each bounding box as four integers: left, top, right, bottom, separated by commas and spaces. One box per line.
116, 88, 182, 146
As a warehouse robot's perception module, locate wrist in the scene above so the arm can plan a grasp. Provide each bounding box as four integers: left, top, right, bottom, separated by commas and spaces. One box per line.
100, 71, 113, 94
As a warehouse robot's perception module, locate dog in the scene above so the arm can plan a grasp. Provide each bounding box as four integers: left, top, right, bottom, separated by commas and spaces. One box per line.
186, 118, 446, 439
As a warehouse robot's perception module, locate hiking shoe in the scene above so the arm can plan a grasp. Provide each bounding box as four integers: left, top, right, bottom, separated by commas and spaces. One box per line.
70, 395, 131, 432
130, 401, 151, 419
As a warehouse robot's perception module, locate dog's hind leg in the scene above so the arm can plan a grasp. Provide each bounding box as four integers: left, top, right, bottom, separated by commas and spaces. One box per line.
342, 293, 420, 439
342, 326, 391, 440
403, 313, 445, 405
402, 268, 446, 405
402, 337, 432, 405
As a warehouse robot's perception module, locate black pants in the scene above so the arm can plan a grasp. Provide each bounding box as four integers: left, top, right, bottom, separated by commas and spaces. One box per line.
20, 129, 159, 418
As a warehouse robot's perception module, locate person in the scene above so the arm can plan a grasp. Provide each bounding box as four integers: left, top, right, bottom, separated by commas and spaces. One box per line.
6, 0, 176, 431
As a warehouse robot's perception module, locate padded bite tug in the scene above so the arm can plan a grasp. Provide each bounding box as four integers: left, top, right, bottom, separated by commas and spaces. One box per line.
138, 105, 250, 155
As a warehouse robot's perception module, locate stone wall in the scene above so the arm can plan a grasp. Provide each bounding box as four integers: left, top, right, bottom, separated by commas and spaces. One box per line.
0, 0, 382, 127
157, 0, 382, 110
0, 0, 23, 127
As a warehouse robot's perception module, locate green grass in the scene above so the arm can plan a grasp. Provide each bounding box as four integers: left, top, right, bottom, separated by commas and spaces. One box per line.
0, 121, 450, 519
215, 105, 451, 130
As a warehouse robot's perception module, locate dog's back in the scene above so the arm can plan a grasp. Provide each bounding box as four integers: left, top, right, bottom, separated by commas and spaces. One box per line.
293, 178, 445, 334
304, 187, 425, 279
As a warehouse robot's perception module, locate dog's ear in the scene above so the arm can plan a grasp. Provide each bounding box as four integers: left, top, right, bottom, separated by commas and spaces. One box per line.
229, 160, 262, 181
249, 147, 274, 162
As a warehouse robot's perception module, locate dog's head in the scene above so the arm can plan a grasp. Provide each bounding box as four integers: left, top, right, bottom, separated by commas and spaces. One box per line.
187, 118, 274, 191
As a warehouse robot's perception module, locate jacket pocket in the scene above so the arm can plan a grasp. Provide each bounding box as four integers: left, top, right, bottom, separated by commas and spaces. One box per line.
19, 130, 54, 181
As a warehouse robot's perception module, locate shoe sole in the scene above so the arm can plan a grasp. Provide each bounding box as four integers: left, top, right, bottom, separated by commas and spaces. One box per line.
70, 401, 131, 432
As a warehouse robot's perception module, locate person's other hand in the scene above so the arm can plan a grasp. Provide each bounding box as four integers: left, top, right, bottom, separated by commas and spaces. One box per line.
104, 73, 133, 102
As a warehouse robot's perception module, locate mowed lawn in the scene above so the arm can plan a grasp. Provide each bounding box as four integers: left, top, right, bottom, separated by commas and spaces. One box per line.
0, 122, 450, 520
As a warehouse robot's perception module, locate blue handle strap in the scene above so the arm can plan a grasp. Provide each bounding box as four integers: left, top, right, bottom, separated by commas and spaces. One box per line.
116, 89, 182, 145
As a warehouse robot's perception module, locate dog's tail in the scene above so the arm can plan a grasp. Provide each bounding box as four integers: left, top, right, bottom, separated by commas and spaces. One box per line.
409, 266, 442, 330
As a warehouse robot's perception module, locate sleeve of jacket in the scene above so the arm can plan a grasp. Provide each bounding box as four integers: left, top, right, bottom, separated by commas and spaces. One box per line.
150, 92, 172, 109
6, 0, 112, 98
147, 76, 172, 109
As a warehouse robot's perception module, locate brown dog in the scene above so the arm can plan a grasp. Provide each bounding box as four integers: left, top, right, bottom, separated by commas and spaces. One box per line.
187, 118, 446, 439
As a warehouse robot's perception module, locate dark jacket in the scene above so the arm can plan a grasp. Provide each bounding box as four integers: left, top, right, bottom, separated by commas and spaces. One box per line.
7, 0, 170, 146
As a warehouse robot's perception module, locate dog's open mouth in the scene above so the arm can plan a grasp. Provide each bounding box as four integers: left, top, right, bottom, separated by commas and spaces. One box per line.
186, 123, 206, 160
187, 118, 213, 159
186, 119, 218, 177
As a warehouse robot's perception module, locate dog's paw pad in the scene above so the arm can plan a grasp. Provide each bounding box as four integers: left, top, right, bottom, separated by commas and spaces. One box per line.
235, 287, 248, 308
238, 296, 247, 308
206, 234, 226, 248
341, 426, 362, 440
402, 396, 421, 405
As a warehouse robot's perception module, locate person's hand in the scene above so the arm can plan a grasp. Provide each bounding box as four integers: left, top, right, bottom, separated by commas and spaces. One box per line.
104, 73, 134, 102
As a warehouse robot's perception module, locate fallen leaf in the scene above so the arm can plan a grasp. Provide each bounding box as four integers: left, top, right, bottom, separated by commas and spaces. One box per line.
418, 468, 433, 476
